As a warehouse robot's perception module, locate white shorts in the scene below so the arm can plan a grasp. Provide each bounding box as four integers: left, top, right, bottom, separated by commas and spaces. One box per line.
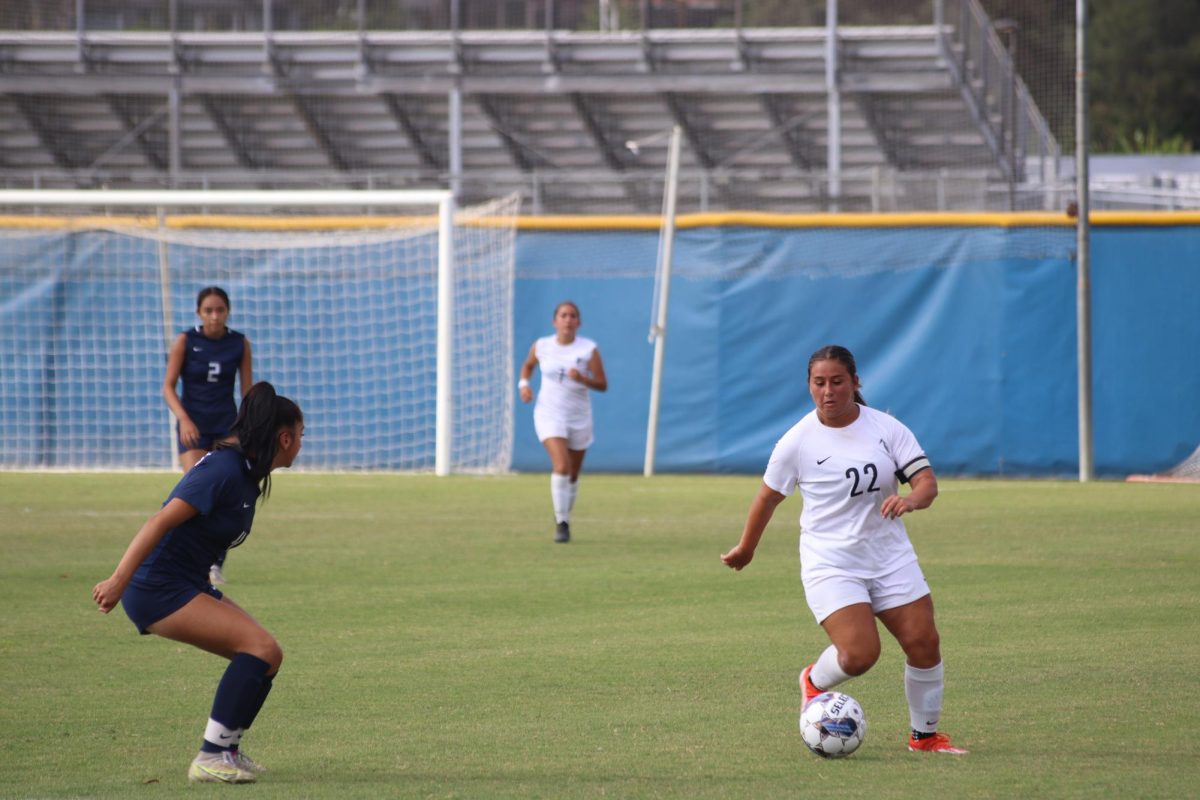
533, 408, 594, 450
802, 559, 930, 624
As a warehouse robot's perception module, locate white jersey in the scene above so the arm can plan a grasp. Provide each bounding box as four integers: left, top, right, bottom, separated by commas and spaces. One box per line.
762, 405, 932, 580
534, 335, 597, 421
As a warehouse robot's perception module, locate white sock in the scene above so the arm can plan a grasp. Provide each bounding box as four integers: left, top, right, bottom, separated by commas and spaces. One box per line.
905, 661, 944, 733
551, 473, 570, 523
810, 644, 852, 691
567, 479, 579, 512
203, 718, 244, 749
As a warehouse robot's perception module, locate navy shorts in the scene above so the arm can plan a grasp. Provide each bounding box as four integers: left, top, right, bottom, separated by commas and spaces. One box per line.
175, 423, 228, 455
122, 579, 224, 635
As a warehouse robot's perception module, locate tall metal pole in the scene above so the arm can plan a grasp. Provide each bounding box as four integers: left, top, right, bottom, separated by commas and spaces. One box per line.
167, 0, 181, 188
262, 0, 272, 61
995, 19, 1019, 211
75, 0, 85, 69
643, 126, 682, 477
825, 0, 841, 210
1075, 0, 1093, 481
448, 0, 463, 199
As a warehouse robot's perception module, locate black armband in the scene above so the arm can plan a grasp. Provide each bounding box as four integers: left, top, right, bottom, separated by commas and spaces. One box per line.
895, 455, 931, 485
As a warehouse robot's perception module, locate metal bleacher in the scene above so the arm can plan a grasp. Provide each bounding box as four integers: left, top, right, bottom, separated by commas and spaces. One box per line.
0, 3, 1062, 213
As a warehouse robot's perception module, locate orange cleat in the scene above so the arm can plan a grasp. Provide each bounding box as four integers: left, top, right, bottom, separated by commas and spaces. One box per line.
908, 732, 968, 755
799, 664, 822, 708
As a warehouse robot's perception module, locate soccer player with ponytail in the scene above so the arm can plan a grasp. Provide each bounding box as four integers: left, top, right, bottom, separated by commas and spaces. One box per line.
722, 345, 966, 755
93, 382, 304, 783
518, 301, 608, 543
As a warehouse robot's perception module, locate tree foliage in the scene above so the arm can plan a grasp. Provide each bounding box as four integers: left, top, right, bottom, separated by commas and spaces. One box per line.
1089, 0, 1200, 153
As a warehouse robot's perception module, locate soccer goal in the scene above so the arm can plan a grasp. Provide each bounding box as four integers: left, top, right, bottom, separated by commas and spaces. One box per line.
0, 189, 520, 474
1126, 445, 1200, 484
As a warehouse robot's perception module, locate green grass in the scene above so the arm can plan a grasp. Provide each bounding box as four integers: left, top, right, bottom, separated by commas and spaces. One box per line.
2, 473, 1198, 799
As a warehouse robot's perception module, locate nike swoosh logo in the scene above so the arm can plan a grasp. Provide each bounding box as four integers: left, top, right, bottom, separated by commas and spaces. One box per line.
193, 347, 202, 351
817, 457, 831, 465
243, 503, 252, 508
218, 733, 233, 740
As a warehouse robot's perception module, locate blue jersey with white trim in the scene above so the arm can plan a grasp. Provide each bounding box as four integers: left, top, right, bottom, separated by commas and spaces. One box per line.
181, 326, 245, 435
131, 448, 259, 587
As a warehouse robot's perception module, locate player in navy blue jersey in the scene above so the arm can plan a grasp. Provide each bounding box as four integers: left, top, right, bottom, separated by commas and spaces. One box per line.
94, 382, 303, 784
163, 286, 253, 585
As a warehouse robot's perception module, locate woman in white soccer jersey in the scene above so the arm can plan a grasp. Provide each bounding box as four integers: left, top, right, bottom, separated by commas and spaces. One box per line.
721, 345, 966, 755
518, 301, 608, 543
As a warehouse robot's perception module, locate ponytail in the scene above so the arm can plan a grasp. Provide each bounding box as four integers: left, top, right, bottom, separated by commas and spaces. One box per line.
218, 381, 302, 500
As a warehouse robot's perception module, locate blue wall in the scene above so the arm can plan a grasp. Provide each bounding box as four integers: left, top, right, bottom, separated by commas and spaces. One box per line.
3, 220, 1197, 475
513, 223, 1200, 477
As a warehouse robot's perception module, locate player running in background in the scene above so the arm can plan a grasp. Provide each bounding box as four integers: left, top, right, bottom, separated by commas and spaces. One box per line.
93, 382, 303, 784
163, 286, 253, 585
518, 301, 608, 543
721, 344, 967, 755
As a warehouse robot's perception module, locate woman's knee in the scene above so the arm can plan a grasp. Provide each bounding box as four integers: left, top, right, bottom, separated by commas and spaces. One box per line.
901, 629, 940, 666
243, 631, 283, 672
261, 639, 284, 673
839, 641, 881, 675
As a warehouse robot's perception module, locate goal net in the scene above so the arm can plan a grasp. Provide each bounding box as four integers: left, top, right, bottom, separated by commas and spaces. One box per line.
0, 190, 520, 473
1127, 445, 1200, 484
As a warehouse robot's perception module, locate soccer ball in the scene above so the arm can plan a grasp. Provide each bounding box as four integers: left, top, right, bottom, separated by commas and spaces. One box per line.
799, 691, 867, 758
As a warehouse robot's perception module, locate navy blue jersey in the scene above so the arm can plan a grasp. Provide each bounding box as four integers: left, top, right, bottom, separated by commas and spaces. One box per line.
130, 448, 259, 589
181, 326, 246, 436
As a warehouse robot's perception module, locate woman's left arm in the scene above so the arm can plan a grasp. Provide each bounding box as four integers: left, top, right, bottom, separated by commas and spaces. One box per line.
240, 338, 254, 399
571, 348, 608, 392
880, 467, 938, 520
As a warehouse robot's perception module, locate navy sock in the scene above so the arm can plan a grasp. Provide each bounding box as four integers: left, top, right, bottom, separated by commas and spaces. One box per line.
240, 672, 275, 732
211, 653, 272, 731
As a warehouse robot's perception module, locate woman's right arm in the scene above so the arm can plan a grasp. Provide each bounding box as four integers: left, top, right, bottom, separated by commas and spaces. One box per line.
721, 483, 787, 571
92, 497, 198, 613
163, 334, 199, 447
518, 342, 538, 404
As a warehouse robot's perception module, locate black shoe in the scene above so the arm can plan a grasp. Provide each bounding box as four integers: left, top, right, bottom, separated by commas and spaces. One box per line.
554, 522, 570, 543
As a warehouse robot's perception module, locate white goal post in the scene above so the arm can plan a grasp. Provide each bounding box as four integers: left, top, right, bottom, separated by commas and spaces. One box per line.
0, 189, 520, 474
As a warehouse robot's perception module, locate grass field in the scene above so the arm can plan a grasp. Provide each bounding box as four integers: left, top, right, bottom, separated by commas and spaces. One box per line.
2, 472, 1198, 799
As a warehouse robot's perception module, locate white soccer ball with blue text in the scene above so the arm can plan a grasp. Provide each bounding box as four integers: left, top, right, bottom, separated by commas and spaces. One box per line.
799, 691, 867, 758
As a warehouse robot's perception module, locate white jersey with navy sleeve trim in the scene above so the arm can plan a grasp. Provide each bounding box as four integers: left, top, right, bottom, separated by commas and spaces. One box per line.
534, 335, 597, 422
762, 405, 931, 580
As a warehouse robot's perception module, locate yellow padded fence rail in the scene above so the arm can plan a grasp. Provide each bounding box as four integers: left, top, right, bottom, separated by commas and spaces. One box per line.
0, 210, 1198, 231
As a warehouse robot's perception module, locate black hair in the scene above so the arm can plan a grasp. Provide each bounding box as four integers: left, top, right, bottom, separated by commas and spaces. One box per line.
807, 345, 867, 406
196, 286, 231, 311
218, 381, 302, 500
553, 300, 580, 319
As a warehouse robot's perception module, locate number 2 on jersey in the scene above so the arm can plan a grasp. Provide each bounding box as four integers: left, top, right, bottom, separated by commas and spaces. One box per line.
207, 361, 221, 382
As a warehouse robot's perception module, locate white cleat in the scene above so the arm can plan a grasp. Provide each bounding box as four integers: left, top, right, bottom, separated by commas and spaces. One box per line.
187, 751, 257, 783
